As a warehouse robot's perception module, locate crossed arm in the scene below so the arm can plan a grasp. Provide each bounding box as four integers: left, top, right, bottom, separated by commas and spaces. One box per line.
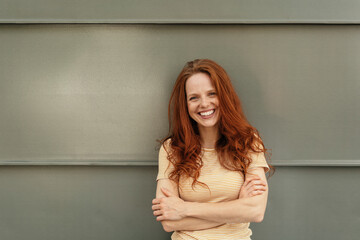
152, 167, 268, 232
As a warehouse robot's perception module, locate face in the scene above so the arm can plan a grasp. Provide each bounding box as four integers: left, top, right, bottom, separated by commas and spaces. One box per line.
185, 72, 220, 130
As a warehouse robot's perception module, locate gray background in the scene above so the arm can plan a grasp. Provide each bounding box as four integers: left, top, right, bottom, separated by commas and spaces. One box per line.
1, 1, 360, 240
1, 0, 360, 23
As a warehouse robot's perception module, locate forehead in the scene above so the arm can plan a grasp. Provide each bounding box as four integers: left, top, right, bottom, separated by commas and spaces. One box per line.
185, 72, 215, 94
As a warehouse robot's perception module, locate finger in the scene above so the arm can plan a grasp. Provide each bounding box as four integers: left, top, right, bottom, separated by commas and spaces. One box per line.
153, 210, 162, 216
252, 185, 267, 193
256, 186, 267, 191
152, 198, 161, 204
245, 181, 266, 190
252, 189, 266, 195
246, 180, 266, 187
243, 181, 258, 191
243, 177, 261, 187
248, 185, 267, 192
244, 180, 266, 191
156, 215, 165, 221
250, 190, 264, 196
252, 188, 266, 194
247, 187, 264, 196
152, 204, 161, 210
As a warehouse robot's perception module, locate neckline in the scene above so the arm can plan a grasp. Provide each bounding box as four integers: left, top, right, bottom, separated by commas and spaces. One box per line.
201, 147, 216, 152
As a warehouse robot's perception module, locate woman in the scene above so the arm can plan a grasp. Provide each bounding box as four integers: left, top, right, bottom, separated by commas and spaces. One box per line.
152, 59, 273, 240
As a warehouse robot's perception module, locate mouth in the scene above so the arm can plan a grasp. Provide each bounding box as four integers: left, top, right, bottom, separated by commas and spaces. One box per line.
198, 109, 215, 118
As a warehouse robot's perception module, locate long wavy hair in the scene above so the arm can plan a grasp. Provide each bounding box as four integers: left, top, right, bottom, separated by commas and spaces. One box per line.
161, 59, 273, 190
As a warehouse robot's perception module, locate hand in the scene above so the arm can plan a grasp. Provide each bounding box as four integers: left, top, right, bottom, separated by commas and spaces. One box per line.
239, 176, 267, 198
152, 187, 187, 221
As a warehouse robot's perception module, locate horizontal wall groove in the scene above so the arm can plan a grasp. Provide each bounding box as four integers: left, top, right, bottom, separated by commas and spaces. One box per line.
0, 160, 359, 167
2, 19, 360, 25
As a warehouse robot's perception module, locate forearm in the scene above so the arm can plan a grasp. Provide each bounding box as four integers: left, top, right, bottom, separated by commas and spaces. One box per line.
185, 195, 267, 223
153, 169, 268, 225
162, 217, 225, 232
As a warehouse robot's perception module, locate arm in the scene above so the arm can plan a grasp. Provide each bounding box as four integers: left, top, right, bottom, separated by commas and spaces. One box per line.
154, 167, 268, 224
154, 179, 225, 232
161, 217, 225, 232
186, 167, 268, 223
154, 142, 224, 232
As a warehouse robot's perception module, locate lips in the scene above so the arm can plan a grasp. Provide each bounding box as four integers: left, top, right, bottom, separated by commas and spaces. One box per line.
199, 109, 214, 116
198, 109, 216, 119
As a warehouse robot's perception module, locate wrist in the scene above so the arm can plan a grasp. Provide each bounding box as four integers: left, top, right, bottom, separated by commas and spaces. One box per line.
183, 201, 194, 218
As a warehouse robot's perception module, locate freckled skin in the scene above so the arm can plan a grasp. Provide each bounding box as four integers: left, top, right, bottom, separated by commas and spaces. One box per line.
185, 73, 220, 131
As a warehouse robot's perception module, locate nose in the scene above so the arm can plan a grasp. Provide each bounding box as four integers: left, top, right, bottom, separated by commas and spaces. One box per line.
200, 96, 210, 108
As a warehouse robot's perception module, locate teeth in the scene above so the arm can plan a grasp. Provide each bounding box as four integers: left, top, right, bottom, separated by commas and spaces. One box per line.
200, 110, 214, 116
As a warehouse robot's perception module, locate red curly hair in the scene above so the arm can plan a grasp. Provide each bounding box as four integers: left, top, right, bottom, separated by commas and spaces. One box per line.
161, 59, 273, 190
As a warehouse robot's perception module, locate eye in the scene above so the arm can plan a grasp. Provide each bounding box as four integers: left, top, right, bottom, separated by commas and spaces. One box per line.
189, 96, 197, 101
209, 92, 217, 96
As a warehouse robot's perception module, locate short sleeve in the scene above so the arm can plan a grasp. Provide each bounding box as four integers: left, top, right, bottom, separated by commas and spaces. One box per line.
156, 141, 175, 181
248, 151, 270, 173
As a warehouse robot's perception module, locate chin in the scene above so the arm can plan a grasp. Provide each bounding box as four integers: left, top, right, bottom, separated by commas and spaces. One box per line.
197, 120, 219, 129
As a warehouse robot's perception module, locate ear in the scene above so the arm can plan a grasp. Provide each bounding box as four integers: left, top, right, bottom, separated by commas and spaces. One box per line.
161, 187, 175, 197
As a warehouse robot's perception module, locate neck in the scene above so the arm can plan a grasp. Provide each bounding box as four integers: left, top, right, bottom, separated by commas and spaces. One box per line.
198, 125, 219, 149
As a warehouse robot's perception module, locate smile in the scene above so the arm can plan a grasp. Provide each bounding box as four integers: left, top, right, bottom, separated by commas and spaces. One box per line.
199, 109, 215, 116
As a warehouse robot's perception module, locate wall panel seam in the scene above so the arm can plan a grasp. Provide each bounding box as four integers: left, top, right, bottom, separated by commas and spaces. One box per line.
0, 160, 359, 166
2, 19, 360, 24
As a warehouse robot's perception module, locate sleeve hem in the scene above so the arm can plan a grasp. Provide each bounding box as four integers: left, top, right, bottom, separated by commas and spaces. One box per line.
156, 176, 169, 181
248, 165, 270, 173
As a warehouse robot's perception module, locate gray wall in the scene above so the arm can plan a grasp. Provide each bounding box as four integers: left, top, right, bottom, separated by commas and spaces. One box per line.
1, 1, 360, 240
1, 25, 359, 165
2, 0, 360, 23
0, 166, 359, 240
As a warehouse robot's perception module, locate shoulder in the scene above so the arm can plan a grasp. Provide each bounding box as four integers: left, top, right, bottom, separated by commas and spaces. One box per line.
157, 139, 176, 180
248, 133, 269, 172
159, 138, 172, 154
251, 132, 264, 151
159, 138, 176, 163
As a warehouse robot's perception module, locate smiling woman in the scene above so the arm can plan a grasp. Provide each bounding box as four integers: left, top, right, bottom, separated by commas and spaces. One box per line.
152, 59, 274, 240
186, 72, 220, 136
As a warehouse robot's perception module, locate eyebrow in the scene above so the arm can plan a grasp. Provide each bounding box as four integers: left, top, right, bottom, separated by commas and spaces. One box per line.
187, 89, 216, 97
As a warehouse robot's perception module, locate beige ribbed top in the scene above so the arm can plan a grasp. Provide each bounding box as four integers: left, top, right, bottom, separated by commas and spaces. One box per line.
156, 142, 269, 240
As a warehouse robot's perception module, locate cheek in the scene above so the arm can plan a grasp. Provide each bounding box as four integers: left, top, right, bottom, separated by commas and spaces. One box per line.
187, 103, 197, 117
187, 103, 192, 115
